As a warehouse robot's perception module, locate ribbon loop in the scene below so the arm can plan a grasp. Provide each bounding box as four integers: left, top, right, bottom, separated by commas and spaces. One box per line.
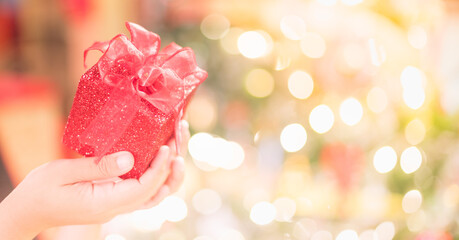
79, 22, 207, 160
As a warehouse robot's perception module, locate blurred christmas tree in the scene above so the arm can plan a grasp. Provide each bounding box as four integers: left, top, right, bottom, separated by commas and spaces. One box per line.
102, 0, 459, 239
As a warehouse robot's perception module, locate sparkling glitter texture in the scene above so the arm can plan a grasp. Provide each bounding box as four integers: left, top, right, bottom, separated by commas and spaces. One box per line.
63, 22, 207, 179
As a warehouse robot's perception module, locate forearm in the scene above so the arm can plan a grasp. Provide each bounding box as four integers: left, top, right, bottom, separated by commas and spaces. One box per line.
0, 191, 44, 240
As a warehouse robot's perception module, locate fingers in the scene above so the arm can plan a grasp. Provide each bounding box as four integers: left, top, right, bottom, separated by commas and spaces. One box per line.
50, 152, 134, 183
140, 156, 185, 209
101, 146, 172, 208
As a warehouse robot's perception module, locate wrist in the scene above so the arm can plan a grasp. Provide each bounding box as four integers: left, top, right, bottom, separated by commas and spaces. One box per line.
0, 190, 46, 240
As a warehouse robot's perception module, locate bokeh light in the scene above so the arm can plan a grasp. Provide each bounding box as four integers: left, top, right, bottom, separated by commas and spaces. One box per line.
162, 196, 188, 222
400, 66, 426, 110
339, 98, 363, 126
220, 27, 244, 55
273, 197, 297, 222
375, 221, 396, 240
280, 15, 307, 40
201, 14, 230, 40
300, 32, 326, 59
245, 69, 275, 98
238, 31, 272, 58
400, 146, 422, 174
405, 119, 426, 145
192, 189, 222, 215
288, 70, 314, 100
188, 133, 245, 170
402, 190, 423, 213
309, 104, 334, 134
250, 201, 277, 225
367, 87, 388, 113
280, 123, 308, 152
336, 230, 359, 240
187, 94, 218, 131
373, 146, 397, 174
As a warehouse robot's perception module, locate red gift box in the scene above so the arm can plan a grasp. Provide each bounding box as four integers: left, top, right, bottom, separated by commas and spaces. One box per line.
63, 22, 207, 179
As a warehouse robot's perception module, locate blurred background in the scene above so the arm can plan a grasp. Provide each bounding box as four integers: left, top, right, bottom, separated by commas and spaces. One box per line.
1, 0, 459, 239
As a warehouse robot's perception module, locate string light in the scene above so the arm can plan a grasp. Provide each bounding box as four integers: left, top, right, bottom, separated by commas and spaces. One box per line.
238, 31, 272, 58
288, 70, 314, 100
402, 190, 423, 213
250, 201, 277, 225
280, 123, 308, 152
339, 98, 363, 126
373, 146, 397, 173
309, 104, 334, 134
336, 230, 359, 240
400, 146, 422, 174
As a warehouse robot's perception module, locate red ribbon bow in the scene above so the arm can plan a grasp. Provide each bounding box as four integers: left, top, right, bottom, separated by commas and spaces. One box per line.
79, 22, 206, 158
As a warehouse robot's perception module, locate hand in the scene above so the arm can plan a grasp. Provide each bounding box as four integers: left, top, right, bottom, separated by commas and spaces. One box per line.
0, 120, 190, 240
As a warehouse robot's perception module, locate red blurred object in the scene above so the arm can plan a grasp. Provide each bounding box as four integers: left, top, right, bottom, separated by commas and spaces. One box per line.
63, 22, 207, 179
0, 76, 62, 184
319, 142, 365, 192
415, 231, 453, 240
0, 5, 14, 52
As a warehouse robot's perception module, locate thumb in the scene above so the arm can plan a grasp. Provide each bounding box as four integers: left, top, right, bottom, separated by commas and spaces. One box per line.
52, 151, 135, 183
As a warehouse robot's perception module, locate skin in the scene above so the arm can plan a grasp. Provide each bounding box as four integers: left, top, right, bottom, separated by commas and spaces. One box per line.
0, 120, 190, 240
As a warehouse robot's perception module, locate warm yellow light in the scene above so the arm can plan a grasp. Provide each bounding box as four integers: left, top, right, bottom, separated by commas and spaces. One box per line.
220, 28, 244, 55
238, 31, 271, 58
250, 201, 277, 225
375, 221, 396, 240
405, 119, 426, 145
309, 104, 334, 134
200, 14, 230, 40
288, 70, 314, 99
367, 87, 388, 113
443, 184, 459, 208
273, 197, 297, 222
339, 98, 363, 126
245, 69, 275, 98
336, 230, 359, 240
373, 146, 397, 173
408, 26, 427, 49
192, 188, 222, 215
280, 123, 308, 152
402, 190, 423, 213
280, 15, 306, 40
300, 33, 326, 59
400, 146, 422, 174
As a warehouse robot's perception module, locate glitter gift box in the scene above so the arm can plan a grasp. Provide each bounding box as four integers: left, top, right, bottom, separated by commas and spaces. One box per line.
63, 22, 207, 179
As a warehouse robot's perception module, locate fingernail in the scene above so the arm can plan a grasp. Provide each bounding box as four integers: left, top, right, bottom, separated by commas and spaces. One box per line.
115, 152, 134, 170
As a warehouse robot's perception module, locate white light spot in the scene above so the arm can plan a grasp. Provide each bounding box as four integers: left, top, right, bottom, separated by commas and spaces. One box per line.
373, 146, 397, 174
339, 98, 363, 126
309, 104, 334, 134
280, 124, 308, 152
250, 201, 277, 225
